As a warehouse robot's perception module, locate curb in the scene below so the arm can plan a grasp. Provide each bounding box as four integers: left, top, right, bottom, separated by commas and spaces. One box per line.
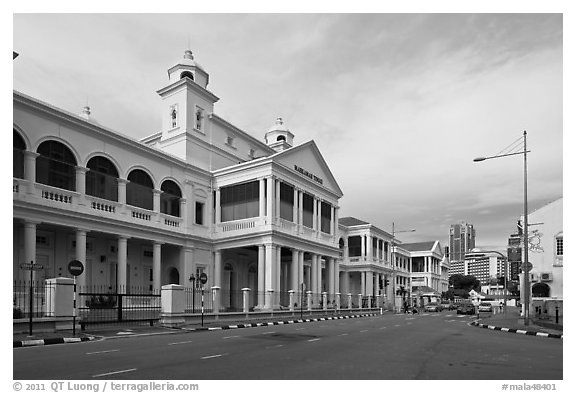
13, 336, 95, 348
470, 321, 563, 339
182, 312, 380, 332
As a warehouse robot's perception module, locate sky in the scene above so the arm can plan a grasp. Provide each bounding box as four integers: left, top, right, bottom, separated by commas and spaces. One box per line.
11, 11, 565, 251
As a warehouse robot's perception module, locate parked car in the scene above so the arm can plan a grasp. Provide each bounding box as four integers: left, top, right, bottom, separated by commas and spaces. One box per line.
424, 302, 442, 312
440, 301, 457, 310
456, 303, 476, 315
478, 302, 493, 312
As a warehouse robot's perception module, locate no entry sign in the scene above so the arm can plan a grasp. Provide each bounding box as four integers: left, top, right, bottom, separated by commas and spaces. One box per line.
68, 260, 85, 276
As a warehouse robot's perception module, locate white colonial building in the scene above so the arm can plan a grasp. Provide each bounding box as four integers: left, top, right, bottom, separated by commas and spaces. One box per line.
13, 50, 343, 311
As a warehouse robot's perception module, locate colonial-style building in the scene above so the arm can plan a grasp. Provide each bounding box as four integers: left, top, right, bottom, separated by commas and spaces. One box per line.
13, 50, 343, 311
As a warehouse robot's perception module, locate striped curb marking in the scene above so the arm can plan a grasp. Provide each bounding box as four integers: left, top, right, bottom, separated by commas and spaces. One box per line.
183, 313, 380, 332
14, 336, 95, 348
470, 321, 562, 339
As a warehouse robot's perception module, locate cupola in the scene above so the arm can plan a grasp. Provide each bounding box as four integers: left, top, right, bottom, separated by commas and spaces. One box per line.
265, 117, 295, 152
167, 49, 209, 88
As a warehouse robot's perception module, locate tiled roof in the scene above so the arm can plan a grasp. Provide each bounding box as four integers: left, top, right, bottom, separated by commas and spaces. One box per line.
339, 217, 370, 227
398, 241, 436, 252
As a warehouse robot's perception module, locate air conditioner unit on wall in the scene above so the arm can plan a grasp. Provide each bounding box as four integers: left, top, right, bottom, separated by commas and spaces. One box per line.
530, 273, 539, 282
540, 272, 552, 282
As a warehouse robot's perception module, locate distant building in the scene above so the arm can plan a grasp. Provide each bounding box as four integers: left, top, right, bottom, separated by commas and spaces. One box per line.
448, 222, 475, 276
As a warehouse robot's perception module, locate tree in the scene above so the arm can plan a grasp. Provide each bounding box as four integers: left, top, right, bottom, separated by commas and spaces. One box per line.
450, 274, 481, 291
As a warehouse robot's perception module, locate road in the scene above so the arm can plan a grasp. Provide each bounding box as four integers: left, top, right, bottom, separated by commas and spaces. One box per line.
13, 311, 562, 380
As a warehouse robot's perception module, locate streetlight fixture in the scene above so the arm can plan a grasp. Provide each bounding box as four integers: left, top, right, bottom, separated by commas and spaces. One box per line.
391, 222, 415, 313
473, 131, 531, 325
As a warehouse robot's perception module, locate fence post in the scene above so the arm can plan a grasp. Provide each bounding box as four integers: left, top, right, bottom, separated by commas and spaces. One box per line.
306, 291, 312, 312
288, 290, 295, 312
160, 284, 185, 328
242, 288, 251, 314
322, 292, 328, 311
348, 293, 352, 310
335, 293, 341, 311
212, 286, 221, 316
358, 294, 363, 309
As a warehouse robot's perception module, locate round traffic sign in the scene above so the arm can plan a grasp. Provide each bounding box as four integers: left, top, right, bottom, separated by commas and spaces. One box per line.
199, 272, 208, 285
520, 262, 533, 273
68, 260, 85, 276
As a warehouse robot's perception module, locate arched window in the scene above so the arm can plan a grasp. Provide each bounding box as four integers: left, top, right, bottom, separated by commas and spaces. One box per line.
86, 156, 119, 201
180, 71, 194, 80
13, 129, 26, 179
36, 140, 77, 191
277, 135, 286, 142
532, 283, 550, 298
168, 268, 180, 285
126, 169, 154, 210
160, 180, 182, 217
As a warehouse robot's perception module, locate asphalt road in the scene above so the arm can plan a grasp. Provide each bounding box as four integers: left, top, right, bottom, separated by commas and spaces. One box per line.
13, 312, 562, 380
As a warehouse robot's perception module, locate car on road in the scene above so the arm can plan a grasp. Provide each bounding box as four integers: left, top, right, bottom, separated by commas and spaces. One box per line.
440, 301, 456, 310
456, 303, 476, 315
478, 302, 493, 312
424, 302, 442, 312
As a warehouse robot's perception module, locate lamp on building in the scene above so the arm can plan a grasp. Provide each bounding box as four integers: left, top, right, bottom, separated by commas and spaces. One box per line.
391, 222, 415, 313
473, 131, 531, 325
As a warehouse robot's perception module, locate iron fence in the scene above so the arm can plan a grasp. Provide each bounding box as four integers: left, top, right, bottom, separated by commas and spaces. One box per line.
13, 280, 55, 319
78, 285, 160, 328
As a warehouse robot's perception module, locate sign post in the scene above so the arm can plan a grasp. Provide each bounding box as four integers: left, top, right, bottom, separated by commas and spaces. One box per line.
20, 261, 44, 336
199, 273, 208, 327
68, 260, 85, 336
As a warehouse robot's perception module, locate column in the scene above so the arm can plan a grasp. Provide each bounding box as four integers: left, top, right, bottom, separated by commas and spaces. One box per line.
317, 200, 322, 232
298, 251, 304, 291
312, 197, 317, 231
366, 271, 374, 298
75, 166, 88, 205
266, 176, 274, 222
361, 272, 366, 296
311, 254, 318, 295
327, 258, 334, 300
275, 245, 282, 299
298, 191, 303, 228
275, 179, 281, 219
361, 236, 366, 260
215, 188, 221, 224
333, 206, 339, 238
179, 198, 187, 228
117, 236, 128, 292
292, 188, 298, 224
334, 259, 340, 295
117, 178, 128, 205
153, 241, 162, 292
23, 221, 37, 280
330, 205, 335, 236
258, 245, 265, 307
291, 249, 299, 291
75, 228, 88, 289
259, 178, 266, 217
24, 151, 39, 194
214, 250, 222, 289
317, 256, 322, 295
264, 244, 275, 309
179, 246, 194, 287
343, 237, 349, 261
184, 180, 194, 228
367, 234, 372, 261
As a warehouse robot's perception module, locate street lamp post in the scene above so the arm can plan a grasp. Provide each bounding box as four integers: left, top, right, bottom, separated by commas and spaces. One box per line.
391, 222, 415, 313
474, 131, 530, 325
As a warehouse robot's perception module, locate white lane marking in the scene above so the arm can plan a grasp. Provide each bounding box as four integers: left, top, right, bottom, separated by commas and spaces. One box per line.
93, 368, 137, 378
261, 331, 276, 335
360, 330, 369, 333
201, 354, 226, 360
379, 327, 387, 329
339, 333, 349, 336
394, 324, 401, 327
222, 335, 240, 339
86, 349, 119, 355
295, 327, 305, 331
266, 344, 284, 349
168, 340, 195, 346
406, 317, 415, 320
308, 338, 321, 342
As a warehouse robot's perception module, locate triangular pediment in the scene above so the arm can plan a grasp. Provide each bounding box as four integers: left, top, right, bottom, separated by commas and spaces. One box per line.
272, 141, 343, 197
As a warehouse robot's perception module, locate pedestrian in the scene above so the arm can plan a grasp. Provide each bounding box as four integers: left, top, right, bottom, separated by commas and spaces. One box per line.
499, 302, 503, 312
403, 301, 408, 314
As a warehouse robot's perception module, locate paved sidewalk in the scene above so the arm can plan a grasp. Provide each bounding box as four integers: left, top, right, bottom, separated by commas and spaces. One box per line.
471, 306, 563, 339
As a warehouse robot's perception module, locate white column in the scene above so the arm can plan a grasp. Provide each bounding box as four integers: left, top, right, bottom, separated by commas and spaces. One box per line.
292, 188, 298, 223
179, 198, 187, 228
330, 205, 335, 236
298, 251, 304, 291
23, 221, 37, 280
361, 236, 366, 260
334, 259, 340, 295
117, 236, 128, 292
344, 237, 349, 261
311, 254, 318, 294
312, 197, 318, 231
275, 179, 281, 219
259, 178, 266, 217
117, 178, 128, 205
180, 246, 194, 287
366, 271, 374, 298
367, 234, 372, 261
258, 245, 265, 307
153, 241, 162, 292
327, 258, 334, 299
214, 250, 222, 289
75, 166, 88, 205
266, 177, 274, 222
291, 249, 299, 291
264, 244, 275, 309
275, 245, 282, 295
153, 189, 162, 213
24, 151, 39, 194
75, 229, 88, 289
317, 200, 322, 232
215, 188, 221, 224
298, 191, 303, 228
361, 271, 366, 296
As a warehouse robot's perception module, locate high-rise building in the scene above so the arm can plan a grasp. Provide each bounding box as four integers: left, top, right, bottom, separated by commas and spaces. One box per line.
449, 222, 476, 262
